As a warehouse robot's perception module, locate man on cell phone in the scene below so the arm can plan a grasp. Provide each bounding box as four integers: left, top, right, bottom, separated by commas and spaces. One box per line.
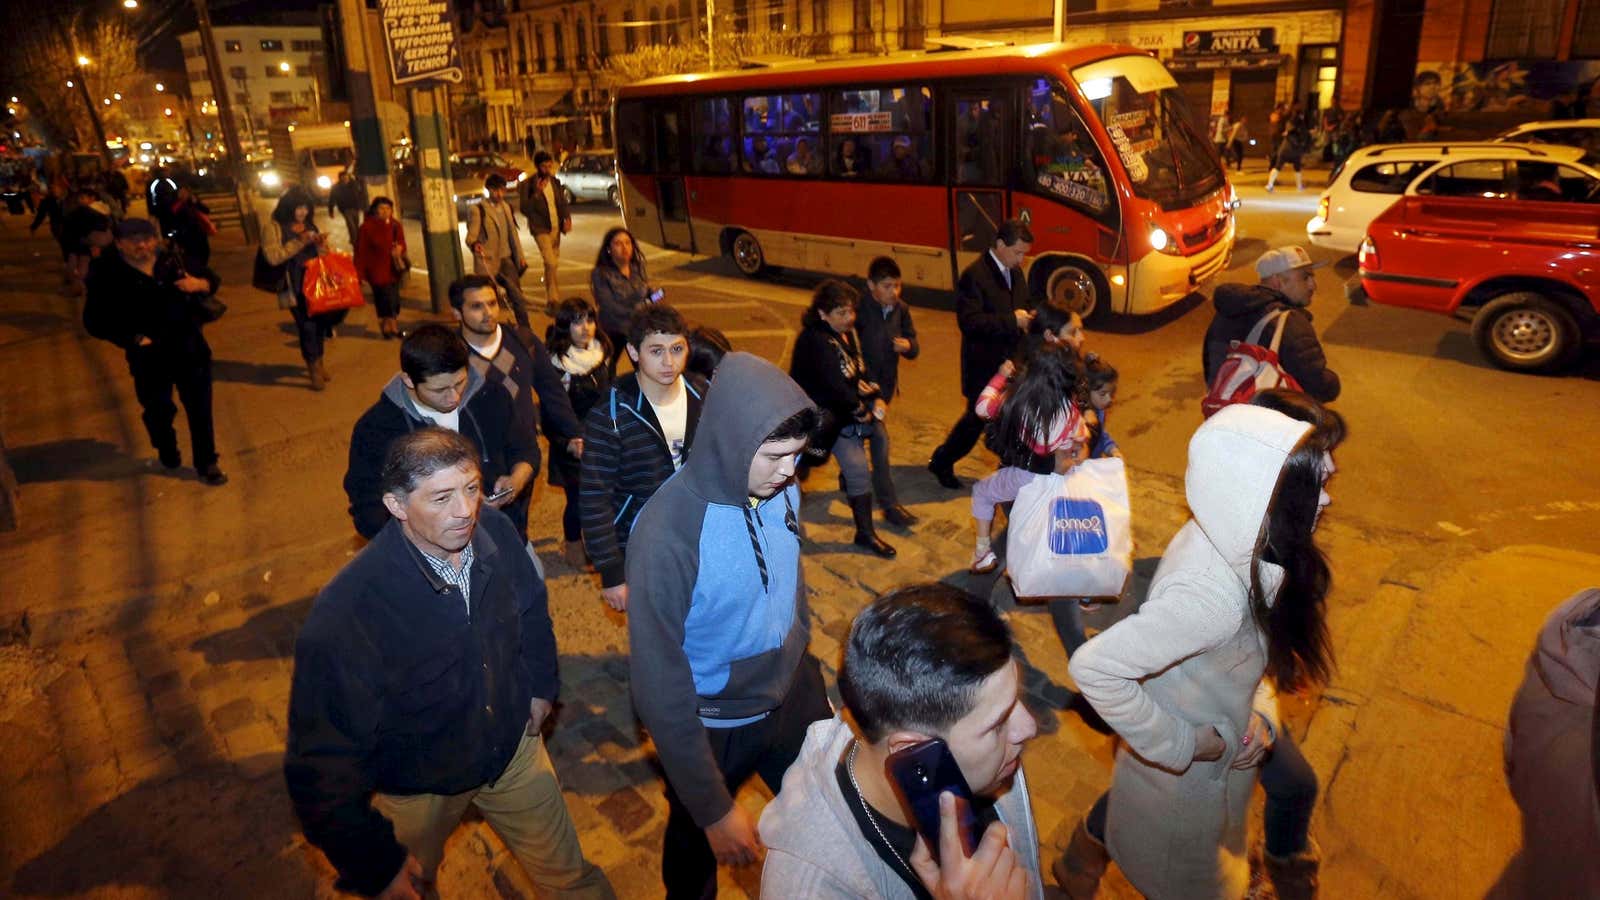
760, 582, 1044, 899
344, 324, 539, 540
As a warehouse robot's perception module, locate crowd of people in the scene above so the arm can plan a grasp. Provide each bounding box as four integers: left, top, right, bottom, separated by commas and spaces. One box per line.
1210, 102, 1449, 188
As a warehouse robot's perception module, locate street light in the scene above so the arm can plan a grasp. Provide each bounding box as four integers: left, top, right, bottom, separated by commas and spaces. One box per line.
65, 80, 74, 88
112, 92, 122, 100
155, 83, 165, 92
278, 61, 291, 73
123, 0, 138, 7
77, 55, 91, 67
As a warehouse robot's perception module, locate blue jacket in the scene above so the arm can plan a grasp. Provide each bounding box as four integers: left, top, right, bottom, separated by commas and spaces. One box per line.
283, 508, 557, 896
626, 352, 816, 829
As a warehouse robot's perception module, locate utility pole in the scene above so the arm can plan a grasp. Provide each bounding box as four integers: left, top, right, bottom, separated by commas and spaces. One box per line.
706, 0, 717, 71
192, 0, 259, 241
408, 85, 463, 313
1053, 0, 1066, 42
334, 0, 396, 216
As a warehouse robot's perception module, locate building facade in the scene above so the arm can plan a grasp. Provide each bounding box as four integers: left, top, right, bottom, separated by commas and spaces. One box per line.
178, 23, 330, 151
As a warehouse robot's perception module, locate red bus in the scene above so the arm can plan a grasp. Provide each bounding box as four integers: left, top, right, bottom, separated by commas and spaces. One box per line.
613, 43, 1237, 322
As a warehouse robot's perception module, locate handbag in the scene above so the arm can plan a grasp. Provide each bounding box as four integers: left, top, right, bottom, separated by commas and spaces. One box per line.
191, 293, 228, 323
389, 221, 412, 276
302, 252, 366, 316
252, 246, 288, 293
1006, 458, 1133, 599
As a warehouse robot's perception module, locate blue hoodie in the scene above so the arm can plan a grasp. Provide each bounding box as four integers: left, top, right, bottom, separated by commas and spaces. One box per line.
626, 351, 816, 829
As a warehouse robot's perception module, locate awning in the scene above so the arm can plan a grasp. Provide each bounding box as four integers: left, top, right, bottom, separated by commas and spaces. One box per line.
530, 115, 582, 126
523, 90, 571, 114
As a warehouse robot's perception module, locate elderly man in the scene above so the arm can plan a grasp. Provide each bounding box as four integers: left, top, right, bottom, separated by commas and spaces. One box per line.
1202, 245, 1341, 403
286, 427, 613, 899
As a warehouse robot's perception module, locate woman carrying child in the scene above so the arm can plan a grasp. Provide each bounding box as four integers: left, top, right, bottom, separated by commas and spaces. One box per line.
545, 297, 613, 569
789, 279, 901, 558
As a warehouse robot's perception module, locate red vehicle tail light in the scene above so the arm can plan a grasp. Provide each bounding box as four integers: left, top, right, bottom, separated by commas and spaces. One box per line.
1358, 237, 1379, 270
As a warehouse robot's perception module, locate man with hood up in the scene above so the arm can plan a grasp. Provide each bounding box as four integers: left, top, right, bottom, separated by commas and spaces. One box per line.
625, 351, 833, 898
1202, 246, 1341, 404
344, 324, 539, 540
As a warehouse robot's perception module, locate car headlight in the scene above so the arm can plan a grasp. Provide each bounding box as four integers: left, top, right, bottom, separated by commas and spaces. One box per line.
316, 174, 333, 190
259, 170, 281, 187
1148, 226, 1169, 251
514, 171, 528, 183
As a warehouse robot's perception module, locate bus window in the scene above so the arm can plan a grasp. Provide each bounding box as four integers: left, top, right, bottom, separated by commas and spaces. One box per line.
654, 107, 684, 174
827, 85, 932, 181
693, 97, 737, 174
617, 100, 652, 173
1023, 79, 1111, 215
954, 96, 1007, 186
742, 93, 821, 176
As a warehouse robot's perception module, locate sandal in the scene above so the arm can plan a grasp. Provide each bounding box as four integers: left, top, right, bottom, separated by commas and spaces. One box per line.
970, 549, 999, 575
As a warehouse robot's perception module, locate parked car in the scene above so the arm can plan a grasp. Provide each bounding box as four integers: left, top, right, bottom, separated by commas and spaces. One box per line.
1355, 164, 1600, 372
1493, 119, 1600, 153
1306, 142, 1589, 255
559, 150, 619, 206
452, 152, 525, 186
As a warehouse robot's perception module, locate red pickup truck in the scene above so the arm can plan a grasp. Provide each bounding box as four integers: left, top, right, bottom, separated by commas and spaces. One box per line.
1357, 193, 1599, 372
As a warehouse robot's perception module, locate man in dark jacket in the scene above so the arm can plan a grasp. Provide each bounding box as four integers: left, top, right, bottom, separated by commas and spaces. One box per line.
286, 428, 613, 899
518, 150, 571, 311
1203, 245, 1341, 403
83, 217, 227, 485
328, 170, 368, 246
627, 351, 832, 899
579, 303, 705, 611
927, 219, 1035, 489
344, 324, 539, 540
853, 255, 919, 525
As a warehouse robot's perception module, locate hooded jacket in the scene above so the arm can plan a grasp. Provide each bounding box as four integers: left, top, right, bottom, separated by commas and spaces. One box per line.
759, 716, 1045, 899
626, 352, 815, 829
1504, 587, 1600, 897
1202, 284, 1341, 403
1069, 404, 1308, 900
343, 369, 538, 539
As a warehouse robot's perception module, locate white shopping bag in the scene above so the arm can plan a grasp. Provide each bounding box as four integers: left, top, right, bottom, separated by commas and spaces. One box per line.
1005, 458, 1132, 599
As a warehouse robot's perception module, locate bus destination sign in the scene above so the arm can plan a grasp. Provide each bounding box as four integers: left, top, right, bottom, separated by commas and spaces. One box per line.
380, 0, 465, 85
830, 112, 895, 133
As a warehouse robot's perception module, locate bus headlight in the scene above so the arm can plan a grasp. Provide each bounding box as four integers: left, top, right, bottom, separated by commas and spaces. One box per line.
316, 174, 333, 190
1148, 226, 1169, 251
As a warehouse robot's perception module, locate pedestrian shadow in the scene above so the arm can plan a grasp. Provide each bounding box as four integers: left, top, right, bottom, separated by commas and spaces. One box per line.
8, 755, 316, 897
210, 358, 313, 388
0, 309, 73, 339
190, 593, 315, 664
6, 437, 183, 484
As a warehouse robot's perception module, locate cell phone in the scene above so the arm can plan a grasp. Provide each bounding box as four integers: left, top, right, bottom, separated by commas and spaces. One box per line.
885, 738, 980, 863
486, 485, 514, 503
648, 288, 665, 303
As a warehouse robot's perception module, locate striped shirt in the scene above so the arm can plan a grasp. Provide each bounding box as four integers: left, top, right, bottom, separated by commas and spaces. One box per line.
420, 543, 475, 614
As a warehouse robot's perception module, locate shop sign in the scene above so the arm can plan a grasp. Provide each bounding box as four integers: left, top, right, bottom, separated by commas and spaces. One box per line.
379, 0, 465, 85
1178, 28, 1277, 56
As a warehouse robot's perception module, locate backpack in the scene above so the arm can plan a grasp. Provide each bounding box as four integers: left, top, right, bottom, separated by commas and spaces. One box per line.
1201, 309, 1302, 418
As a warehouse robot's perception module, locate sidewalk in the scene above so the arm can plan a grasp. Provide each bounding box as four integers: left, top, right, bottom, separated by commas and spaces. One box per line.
0, 212, 1566, 898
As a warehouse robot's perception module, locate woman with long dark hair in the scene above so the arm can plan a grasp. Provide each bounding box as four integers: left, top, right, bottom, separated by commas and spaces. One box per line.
788, 278, 899, 558
260, 188, 339, 390
354, 195, 407, 339
590, 226, 655, 376
544, 296, 612, 569
1058, 398, 1344, 900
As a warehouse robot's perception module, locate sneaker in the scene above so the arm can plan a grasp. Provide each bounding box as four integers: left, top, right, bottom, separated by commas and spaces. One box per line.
970, 549, 998, 574
199, 463, 229, 486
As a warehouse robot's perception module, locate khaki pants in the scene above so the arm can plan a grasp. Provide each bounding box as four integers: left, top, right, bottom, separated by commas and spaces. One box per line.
533, 231, 560, 307
373, 733, 613, 898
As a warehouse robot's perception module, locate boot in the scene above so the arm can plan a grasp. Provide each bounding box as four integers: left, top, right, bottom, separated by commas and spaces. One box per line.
927, 451, 961, 489
1265, 168, 1280, 192
317, 358, 333, 383
849, 494, 895, 558
881, 501, 919, 527
308, 361, 326, 392
563, 540, 589, 569
1264, 841, 1320, 900
1052, 817, 1109, 900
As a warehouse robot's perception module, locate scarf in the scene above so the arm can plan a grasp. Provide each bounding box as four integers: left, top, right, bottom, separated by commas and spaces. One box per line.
554, 342, 606, 378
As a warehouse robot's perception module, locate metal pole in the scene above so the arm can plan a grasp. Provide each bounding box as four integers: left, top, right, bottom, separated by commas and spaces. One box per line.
193, 0, 259, 242
1053, 0, 1066, 42
408, 84, 464, 313
706, 0, 716, 71
335, 0, 396, 211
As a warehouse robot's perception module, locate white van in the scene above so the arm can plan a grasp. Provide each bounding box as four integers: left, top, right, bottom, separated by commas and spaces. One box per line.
1304, 142, 1587, 255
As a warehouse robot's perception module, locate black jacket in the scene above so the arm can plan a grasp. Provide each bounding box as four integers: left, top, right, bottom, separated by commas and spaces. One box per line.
328, 177, 368, 214
1202, 283, 1341, 403
854, 293, 919, 400
546, 341, 613, 486
62, 203, 111, 254
956, 252, 1029, 399
344, 370, 540, 539
518, 175, 571, 235
83, 249, 220, 360
283, 509, 558, 897
579, 372, 706, 588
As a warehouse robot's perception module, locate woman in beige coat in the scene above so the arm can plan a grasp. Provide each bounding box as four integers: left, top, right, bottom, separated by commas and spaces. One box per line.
1060, 401, 1343, 899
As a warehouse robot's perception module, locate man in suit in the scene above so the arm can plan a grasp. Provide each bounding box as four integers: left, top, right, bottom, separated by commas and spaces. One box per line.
467, 173, 531, 328
927, 219, 1035, 489
518, 151, 572, 313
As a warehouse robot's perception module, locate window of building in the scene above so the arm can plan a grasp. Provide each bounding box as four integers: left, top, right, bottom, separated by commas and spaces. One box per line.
229, 66, 247, 79
649, 6, 662, 44
266, 66, 288, 78
812, 0, 828, 31
1417, 160, 1509, 197
536, 24, 548, 72
742, 93, 822, 176
290, 39, 322, 52
852, 0, 873, 52
234, 92, 249, 105
1022, 79, 1111, 214
679, 0, 692, 41
260, 39, 284, 52
733, 0, 748, 32
1348, 160, 1432, 194
829, 85, 932, 181
693, 97, 737, 173
577, 16, 589, 66
597, 15, 611, 59
1485, 0, 1561, 59
624, 8, 636, 52
269, 91, 294, 103
554, 21, 566, 68
224, 40, 242, 53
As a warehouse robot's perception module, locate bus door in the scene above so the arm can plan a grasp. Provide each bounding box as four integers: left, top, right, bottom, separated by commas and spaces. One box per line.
948, 90, 1014, 284
651, 105, 696, 252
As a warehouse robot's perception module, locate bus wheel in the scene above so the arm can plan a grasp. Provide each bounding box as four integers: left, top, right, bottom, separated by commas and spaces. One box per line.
731, 231, 767, 277
1046, 263, 1107, 325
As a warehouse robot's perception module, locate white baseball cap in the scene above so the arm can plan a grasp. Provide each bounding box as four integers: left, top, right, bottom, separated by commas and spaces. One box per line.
1255, 245, 1328, 280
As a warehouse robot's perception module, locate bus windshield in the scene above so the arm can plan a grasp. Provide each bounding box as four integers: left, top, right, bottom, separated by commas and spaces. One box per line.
1071, 55, 1224, 210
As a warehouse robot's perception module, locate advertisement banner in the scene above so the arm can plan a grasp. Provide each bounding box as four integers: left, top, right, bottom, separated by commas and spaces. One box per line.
379, 0, 465, 86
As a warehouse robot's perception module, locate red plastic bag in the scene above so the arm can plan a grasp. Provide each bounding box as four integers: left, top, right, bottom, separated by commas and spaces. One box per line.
303, 252, 366, 316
